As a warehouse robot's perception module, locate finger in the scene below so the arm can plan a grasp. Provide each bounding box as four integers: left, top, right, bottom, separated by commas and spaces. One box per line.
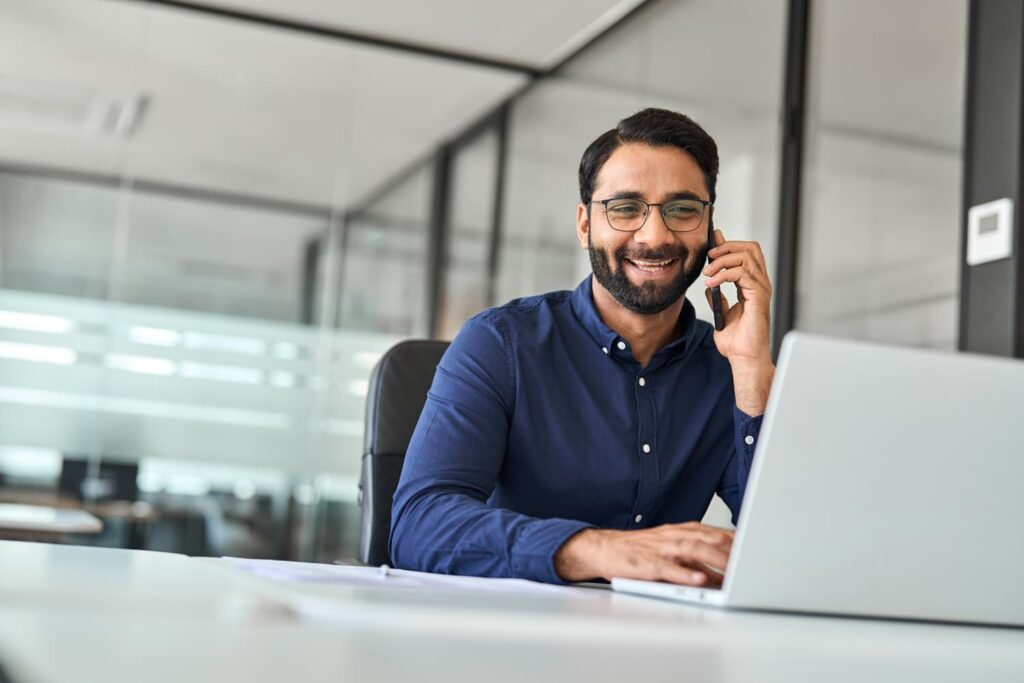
706, 243, 768, 276
704, 263, 769, 291
714, 228, 726, 248
705, 286, 732, 320
702, 252, 746, 276
670, 524, 736, 552
670, 538, 731, 573
657, 563, 711, 587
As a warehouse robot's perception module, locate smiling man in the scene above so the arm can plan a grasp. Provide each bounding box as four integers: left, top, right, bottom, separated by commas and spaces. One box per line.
390, 108, 775, 586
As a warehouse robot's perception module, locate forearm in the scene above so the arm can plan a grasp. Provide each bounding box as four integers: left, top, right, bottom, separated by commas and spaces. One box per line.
391, 486, 591, 583
730, 358, 775, 416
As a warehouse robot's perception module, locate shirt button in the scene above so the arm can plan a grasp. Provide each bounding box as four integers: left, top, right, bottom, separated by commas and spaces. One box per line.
616, 341, 626, 350
744, 435, 755, 446
602, 347, 608, 355
642, 443, 651, 454
638, 377, 646, 387
634, 514, 643, 524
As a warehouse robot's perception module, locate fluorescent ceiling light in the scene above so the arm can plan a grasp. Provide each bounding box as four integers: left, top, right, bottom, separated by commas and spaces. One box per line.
105, 353, 177, 376
0, 310, 74, 334
128, 326, 182, 347
179, 361, 263, 385
0, 341, 77, 365
268, 371, 296, 388
183, 332, 266, 356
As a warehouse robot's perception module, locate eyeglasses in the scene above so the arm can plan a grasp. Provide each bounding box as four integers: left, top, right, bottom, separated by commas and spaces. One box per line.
591, 197, 711, 233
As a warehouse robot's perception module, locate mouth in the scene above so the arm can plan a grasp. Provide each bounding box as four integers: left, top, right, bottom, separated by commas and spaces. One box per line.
623, 257, 680, 279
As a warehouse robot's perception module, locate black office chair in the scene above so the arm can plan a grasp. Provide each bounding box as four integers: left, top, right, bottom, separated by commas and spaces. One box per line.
358, 339, 449, 566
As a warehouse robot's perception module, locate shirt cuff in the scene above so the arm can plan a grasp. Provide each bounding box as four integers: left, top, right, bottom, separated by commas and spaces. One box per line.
733, 405, 764, 469
510, 518, 594, 585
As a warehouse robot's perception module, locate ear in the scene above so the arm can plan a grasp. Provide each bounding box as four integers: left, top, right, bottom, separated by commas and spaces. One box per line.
576, 203, 591, 250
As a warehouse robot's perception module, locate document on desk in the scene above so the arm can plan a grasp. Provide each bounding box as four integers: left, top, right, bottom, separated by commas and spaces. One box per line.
219, 557, 603, 598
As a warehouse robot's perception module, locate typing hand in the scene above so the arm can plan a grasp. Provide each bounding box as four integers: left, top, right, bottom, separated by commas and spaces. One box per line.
554, 522, 734, 587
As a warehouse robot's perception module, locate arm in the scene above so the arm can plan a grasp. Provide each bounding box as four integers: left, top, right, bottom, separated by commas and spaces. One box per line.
389, 313, 590, 584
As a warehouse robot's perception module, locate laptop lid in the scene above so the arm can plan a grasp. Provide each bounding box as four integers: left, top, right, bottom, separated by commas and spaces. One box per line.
722, 332, 1024, 627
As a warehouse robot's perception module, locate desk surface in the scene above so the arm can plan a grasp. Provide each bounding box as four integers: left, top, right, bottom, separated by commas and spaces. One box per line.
0, 541, 1021, 683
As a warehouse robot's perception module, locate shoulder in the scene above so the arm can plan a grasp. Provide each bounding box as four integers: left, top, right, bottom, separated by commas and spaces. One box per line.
459, 290, 572, 336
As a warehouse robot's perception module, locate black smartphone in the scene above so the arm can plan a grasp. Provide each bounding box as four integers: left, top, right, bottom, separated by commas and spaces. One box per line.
707, 215, 725, 331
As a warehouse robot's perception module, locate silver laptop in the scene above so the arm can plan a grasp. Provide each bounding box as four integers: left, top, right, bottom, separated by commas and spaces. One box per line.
612, 332, 1024, 628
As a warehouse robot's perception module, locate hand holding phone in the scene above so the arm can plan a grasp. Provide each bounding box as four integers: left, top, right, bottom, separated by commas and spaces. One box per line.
707, 220, 725, 331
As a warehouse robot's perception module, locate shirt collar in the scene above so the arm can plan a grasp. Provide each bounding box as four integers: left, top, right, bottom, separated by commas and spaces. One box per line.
569, 275, 698, 361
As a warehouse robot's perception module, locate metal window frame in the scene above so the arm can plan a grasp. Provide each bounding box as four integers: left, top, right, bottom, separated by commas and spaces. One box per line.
772, 0, 811, 359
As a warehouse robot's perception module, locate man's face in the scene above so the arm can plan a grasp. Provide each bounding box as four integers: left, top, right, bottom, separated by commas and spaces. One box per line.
577, 143, 711, 315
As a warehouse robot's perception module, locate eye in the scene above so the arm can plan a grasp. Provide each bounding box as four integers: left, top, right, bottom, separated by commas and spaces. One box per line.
664, 201, 701, 218
606, 200, 644, 216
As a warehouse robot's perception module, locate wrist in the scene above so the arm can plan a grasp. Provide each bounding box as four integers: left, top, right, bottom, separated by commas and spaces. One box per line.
730, 359, 775, 417
553, 528, 615, 582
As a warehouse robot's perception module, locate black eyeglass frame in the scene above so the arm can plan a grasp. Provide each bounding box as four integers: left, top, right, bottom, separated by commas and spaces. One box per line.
589, 197, 713, 233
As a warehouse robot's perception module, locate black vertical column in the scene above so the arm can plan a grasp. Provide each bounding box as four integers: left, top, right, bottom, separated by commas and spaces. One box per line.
426, 148, 452, 338
772, 0, 810, 359
960, 0, 1024, 356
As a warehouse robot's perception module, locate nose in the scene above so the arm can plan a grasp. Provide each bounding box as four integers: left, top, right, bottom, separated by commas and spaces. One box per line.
632, 206, 676, 250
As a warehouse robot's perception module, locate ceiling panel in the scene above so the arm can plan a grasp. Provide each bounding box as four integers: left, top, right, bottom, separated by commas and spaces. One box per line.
192, 0, 646, 69
0, 0, 528, 210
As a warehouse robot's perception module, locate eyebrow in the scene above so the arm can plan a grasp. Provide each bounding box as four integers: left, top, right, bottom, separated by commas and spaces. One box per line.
602, 189, 707, 202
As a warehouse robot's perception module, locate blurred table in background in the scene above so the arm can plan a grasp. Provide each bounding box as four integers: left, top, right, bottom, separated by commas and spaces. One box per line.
0, 503, 101, 542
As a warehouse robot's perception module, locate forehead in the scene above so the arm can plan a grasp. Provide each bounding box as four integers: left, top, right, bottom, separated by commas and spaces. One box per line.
594, 143, 708, 198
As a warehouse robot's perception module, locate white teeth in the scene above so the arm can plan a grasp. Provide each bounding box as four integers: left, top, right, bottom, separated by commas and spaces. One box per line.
629, 258, 676, 270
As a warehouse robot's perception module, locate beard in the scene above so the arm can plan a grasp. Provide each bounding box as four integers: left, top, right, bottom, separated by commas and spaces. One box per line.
588, 232, 707, 315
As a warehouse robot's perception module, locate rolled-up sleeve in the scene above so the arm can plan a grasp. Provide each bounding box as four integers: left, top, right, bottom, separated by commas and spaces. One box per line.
389, 312, 591, 583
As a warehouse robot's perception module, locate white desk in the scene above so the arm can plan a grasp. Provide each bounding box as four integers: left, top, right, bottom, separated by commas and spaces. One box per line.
0, 541, 1021, 683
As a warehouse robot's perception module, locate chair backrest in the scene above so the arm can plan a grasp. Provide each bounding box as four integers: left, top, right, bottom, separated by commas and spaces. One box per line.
358, 339, 449, 566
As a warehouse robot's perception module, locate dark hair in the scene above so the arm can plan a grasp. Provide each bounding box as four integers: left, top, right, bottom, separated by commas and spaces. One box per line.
578, 107, 719, 206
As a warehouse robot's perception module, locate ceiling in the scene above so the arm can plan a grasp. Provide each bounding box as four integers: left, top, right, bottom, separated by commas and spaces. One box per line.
195, 0, 642, 69
0, 0, 646, 211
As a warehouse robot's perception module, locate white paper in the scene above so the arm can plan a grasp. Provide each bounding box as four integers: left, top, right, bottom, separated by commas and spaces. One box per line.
219, 556, 602, 598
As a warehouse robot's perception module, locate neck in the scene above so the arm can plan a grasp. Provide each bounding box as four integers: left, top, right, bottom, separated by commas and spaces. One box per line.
590, 277, 685, 368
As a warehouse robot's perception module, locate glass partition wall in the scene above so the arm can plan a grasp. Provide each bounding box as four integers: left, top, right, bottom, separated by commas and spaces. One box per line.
0, 0, 971, 559
0, 0, 523, 561
795, 0, 968, 349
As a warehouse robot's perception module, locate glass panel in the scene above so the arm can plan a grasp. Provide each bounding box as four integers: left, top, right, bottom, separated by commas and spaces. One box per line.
497, 0, 788, 331
439, 126, 501, 340
796, 0, 968, 349
338, 165, 433, 337
0, 0, 523, 560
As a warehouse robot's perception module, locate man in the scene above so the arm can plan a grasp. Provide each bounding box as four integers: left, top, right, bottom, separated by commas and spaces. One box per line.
390, 108, 775, 586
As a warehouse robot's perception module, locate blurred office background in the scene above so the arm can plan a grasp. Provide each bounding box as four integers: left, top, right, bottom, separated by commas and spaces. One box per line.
0, 0, 967, 560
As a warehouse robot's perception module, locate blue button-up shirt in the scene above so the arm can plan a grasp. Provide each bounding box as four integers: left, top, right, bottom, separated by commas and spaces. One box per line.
390, 276, 762, 584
